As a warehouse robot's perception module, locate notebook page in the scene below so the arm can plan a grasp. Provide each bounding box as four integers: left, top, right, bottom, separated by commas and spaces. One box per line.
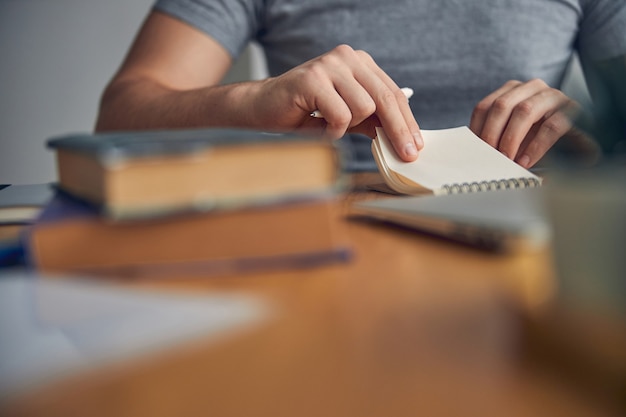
375, 127, 540, 192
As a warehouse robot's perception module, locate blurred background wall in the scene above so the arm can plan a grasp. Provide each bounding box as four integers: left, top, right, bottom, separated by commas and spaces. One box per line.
0, 0, 267, 184
0, 0, 586, 185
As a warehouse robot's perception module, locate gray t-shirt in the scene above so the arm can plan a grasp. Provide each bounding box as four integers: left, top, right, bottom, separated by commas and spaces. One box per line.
153, 0, 626, 168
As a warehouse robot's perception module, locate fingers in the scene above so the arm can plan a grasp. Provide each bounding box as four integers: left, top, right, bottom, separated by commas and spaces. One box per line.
353, 50, 423, 160
499, 88, 571, 160
471, 79, 578, 168
516, 103, 577, 167
471, 80, 539, 149
470, 80, 522, 138
300, 45, 422, 161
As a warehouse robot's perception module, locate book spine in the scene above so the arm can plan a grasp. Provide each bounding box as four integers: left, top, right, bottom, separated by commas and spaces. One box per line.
441, 177, 541, 194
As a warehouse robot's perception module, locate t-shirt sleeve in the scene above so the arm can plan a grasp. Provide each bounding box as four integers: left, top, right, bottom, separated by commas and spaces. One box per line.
578, 0, 626, 61
153, 0, 262, 59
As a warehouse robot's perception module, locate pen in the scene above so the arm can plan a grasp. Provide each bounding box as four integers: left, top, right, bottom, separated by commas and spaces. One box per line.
309, 87, 414, 119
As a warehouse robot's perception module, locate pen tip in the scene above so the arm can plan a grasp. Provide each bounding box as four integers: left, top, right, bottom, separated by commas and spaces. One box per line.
401, 87, 414, 99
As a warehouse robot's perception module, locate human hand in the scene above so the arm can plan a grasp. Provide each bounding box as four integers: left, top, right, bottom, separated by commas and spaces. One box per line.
249, 44, 423, 161
470, 79, 581, 168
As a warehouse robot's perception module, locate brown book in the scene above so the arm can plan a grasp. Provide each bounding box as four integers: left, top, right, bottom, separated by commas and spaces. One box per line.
27, 192, 350, 277
47, 128, 345, 220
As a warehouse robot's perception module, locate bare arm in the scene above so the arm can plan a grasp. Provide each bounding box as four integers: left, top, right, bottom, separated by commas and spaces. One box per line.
95, 11, 249, 130
96, 11, 423, 161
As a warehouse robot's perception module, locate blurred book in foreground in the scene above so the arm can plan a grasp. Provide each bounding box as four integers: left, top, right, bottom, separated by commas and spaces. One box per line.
352, 187, 549, 253
0, 184, 53, 226
47, 128, 345, 220
0, 184, 54, 266
31, 128, 351, 276
27, 190, 350, 277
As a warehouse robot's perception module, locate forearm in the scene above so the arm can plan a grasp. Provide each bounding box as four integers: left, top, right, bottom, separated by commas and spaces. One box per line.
95, 45, 423, 161
95, 77, 266, 132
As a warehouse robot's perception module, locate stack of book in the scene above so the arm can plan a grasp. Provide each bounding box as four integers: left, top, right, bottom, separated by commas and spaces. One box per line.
27, 128, 350, 276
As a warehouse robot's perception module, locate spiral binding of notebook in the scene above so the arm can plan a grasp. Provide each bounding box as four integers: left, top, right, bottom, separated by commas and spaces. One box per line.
441, 177, 542, 194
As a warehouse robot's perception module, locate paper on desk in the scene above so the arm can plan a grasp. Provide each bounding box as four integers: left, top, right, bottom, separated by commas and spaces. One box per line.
0, 271, 269, 399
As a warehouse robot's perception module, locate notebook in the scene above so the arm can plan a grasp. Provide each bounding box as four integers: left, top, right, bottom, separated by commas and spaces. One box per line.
352, 188, 550, 252
372, 126, 542, 195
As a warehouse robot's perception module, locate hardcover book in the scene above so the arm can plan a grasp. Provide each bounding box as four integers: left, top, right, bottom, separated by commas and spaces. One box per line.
27, 192, 350, 277
48, 128, 345, 220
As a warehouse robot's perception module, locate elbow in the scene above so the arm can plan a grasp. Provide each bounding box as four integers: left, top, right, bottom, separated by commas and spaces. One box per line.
94, 80, 127, 132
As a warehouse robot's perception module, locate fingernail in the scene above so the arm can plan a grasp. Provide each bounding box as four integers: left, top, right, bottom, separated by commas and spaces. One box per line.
519, 154, 530, 168
404, 141, 418, 157
413, 132, 424, 148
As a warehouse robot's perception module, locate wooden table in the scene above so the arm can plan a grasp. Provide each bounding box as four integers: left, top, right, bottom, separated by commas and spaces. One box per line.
1, 173, 617, 417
